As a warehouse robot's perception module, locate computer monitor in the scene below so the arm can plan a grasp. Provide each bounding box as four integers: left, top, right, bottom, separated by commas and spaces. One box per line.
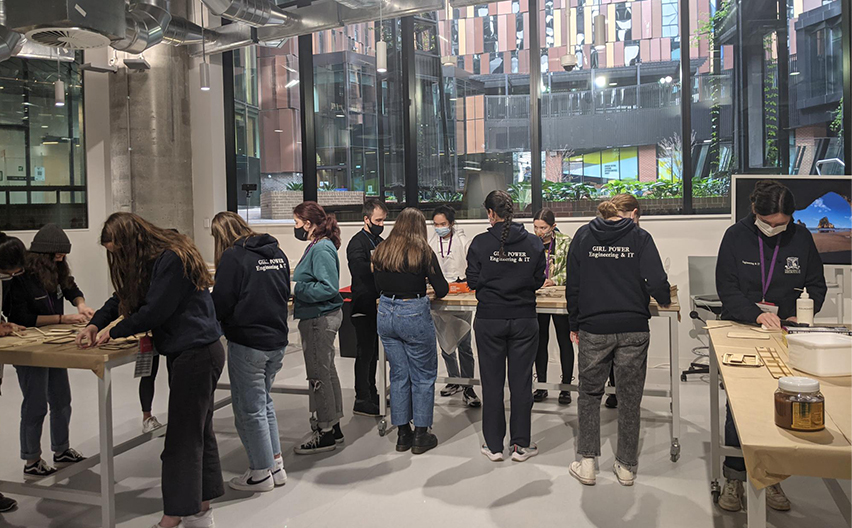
732, 175, 852, 265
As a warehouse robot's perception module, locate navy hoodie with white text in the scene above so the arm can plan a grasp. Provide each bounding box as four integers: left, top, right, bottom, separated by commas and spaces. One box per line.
566, 217, 671, 334
466, 221, 546, 319
212, 234, 291, 351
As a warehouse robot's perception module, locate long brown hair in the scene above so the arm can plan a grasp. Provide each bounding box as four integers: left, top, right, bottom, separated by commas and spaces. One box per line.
293, 201, 341, 249
212, 211, 259, 267
25, 252, 75, 294
598, 193, 641, 219
372, 208, 433, 273
100, 213, 213, 316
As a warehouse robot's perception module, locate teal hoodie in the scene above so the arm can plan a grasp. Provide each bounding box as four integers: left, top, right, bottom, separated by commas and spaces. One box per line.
292, 238, 344, 320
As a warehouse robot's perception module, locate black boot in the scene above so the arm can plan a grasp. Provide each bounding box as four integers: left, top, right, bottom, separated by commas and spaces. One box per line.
396, 423, 413, 452
412, 426, 438, 455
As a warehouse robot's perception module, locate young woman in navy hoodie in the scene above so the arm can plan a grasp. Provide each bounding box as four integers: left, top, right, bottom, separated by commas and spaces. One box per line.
466, 190, 546, 462
211, 212, 291, 493
566, 194, 670, 487
77, 213, 224, 528
8, 224, 93, 480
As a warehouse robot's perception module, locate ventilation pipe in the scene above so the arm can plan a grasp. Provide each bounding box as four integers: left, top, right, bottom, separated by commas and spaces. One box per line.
112, 0, 172, 54
201, 0, 298, 27
0, 0, 23, 62
162, 16, 204, 46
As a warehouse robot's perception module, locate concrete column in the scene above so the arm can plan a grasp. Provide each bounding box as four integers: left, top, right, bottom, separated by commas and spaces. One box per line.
110, 0, 195, 237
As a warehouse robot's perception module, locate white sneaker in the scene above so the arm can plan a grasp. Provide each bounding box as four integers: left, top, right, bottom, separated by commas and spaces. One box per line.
182, 507, 214, 528
151, 524, 183, 528
612, 461, 635, 486
272, 457, 287, 487
480, 444, 504, 462
766, 483, 791, 511
717, 478, 744, 512
228, 469, 274, 492
569, 457, 596, 486
511, 443, 539, 462
143, 416, 164, 434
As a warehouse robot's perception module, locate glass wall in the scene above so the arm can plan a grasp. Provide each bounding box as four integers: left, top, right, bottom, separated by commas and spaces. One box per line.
229, 0, 848, 222
0, 57, 86, 229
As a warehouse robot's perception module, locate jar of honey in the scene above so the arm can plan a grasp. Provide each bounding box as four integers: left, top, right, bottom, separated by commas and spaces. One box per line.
774, 377, 825, 432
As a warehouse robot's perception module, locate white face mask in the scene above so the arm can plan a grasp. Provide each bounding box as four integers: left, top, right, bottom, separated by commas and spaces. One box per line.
755, 216, 787, 238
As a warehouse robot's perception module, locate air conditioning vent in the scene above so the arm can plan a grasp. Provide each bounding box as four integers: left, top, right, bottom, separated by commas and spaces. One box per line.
25, 27, 110, 49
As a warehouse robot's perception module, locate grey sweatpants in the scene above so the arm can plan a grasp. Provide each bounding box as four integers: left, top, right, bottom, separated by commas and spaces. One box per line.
577, 330, 650, 468
298, 309, 344, 431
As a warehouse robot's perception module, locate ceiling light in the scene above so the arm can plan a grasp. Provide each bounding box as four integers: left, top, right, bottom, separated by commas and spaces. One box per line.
790, 71, 800, 76
54, 80, 65, 107
274, 129, 283, 133
285, 79, 299, 88
200, 62, 211, 91
595, 76, 607, 88
376, 40, 387, 74
665, 75, 673, 83
442, 55, 456, 67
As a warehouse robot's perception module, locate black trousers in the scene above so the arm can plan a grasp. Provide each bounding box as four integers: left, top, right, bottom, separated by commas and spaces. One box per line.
474, 317, 539, 453
352, 311, 379, 402
139, 353, 161, 414
162, 341, 225, 517
535, 313, 575, 384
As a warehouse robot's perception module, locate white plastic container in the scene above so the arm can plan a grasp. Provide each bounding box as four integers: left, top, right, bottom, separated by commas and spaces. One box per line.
786, 333, 852, 378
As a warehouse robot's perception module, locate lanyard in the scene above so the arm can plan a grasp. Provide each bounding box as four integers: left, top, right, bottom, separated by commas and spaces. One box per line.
302, 238, 320, 260
544, 237, 555, 279
439, 233, 453, 258
758, 235, 780, 302
366, 232, 378, 250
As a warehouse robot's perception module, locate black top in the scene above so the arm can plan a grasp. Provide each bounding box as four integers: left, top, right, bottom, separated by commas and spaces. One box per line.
212, 234, 290, 351
374, 252, 449, 299
566, 217, 671, 334
716, 215, 826, 322
6, 272, 84, 327
347, 229, 383, 315
90, 250, 222, 355
465, 221, 546, 319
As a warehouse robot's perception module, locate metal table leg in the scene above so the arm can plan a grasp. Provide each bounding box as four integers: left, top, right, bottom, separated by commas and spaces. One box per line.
823, 478, 852, 526
377, 338, 388, 436
668, 312, 681, 462
710, 341, 721, 503
746, 480, 767, 528
98, 366, 116, 528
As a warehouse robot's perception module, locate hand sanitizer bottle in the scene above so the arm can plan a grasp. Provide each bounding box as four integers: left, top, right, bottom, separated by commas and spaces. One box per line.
796, 288, 814, 326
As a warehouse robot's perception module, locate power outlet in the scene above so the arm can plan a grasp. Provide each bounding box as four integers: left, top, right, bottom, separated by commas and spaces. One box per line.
204, 218, 211, 229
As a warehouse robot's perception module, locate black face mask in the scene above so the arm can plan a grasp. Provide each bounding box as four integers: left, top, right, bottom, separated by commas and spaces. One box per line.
294, 226, 309, 241
367, 220, 384, 237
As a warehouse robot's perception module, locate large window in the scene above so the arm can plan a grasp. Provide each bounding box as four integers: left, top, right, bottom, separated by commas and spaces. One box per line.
0, 57, 86, 229
228, 0, 849, 221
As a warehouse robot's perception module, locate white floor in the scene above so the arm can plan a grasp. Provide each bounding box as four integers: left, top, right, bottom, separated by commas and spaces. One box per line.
0, 326, 849, 528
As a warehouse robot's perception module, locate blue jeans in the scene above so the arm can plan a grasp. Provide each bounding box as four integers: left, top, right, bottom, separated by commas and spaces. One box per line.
228, 342, 286, 471
378, 296, 437, 428
16, 366, 71, 460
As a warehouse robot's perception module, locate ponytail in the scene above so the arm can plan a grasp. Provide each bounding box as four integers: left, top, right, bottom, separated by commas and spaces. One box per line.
484, 190, 514, 257
597, 201, 620, 218
598, 193, 640, 219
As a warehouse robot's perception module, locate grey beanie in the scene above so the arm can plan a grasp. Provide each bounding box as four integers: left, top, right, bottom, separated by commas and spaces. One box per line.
30, 224, 71, 254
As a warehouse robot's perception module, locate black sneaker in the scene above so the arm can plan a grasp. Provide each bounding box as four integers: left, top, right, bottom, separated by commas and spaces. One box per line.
463, 387, 482, 408
533, 389, 548, 402
605, 394, 618, 409
24, 459, 57, 480
353, 399, 381, 417
0, 493, 17, 512
396, 424, 413, 452
411, 427, 438, 455
558, 391, 572, 405
53, 448, 86, 468
440, 384, 463, 397
332, 423, 345, 445
295, 430, 336, 455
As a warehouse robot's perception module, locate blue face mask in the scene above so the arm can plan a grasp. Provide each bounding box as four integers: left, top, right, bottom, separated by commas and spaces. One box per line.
435, 226, 451, 238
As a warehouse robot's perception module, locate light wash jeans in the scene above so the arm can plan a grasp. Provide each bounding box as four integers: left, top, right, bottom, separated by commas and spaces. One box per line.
228, 342, 286, 471
377, 296, 437, 428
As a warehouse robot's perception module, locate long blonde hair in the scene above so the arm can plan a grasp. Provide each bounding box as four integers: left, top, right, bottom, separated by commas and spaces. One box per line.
212, 212, 259, 267
372, 208, 432, 273
598, 193, 640, 219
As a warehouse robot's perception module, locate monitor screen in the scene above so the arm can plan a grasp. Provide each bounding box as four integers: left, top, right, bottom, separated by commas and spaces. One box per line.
732, 176, 852, 265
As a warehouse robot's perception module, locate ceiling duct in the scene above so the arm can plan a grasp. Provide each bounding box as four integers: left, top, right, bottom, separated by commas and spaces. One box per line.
6, 0, 124, 49
201, 0, 298, 27
0, 25, 22, 61
162, 16, 204, 46
112, 0, 172, 53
